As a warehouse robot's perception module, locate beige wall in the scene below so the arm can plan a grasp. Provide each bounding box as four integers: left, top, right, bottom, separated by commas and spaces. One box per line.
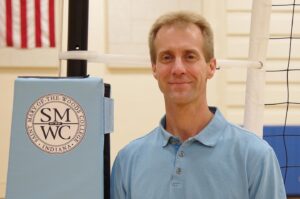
1, 0, 300, 198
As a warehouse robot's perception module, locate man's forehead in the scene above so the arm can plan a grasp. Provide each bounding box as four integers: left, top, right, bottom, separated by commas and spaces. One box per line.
158, 22, 201, 33
155, 23, 203, 40
155, 23, 204, 47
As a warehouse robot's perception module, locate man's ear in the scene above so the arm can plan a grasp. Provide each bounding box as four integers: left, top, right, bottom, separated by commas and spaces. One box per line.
152, 63, 158, 79
207, 58, 216, 79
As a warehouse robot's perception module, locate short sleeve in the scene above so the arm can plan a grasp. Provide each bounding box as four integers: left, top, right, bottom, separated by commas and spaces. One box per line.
248, 147, 286, 199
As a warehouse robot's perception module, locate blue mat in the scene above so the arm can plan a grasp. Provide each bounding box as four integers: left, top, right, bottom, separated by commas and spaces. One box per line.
264, 126, 300, 196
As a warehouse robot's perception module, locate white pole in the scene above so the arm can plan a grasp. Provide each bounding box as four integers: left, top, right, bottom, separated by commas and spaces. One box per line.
59, 51, 151, 67
243, 0, 272, 137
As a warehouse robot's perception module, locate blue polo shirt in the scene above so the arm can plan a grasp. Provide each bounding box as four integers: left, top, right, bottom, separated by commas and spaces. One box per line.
111, 108, 286, 199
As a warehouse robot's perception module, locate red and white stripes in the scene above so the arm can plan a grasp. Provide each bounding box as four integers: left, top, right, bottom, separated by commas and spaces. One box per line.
0, 0, 55, 48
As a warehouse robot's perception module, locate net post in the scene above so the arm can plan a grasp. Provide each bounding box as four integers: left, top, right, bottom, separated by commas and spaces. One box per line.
67, 0, 88, 76
243, 0, 272, 136
104, 84, 111, 199
66, 1, 110, 198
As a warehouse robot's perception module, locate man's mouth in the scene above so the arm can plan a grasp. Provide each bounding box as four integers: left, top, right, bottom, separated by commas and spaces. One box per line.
169, 82, 191, 84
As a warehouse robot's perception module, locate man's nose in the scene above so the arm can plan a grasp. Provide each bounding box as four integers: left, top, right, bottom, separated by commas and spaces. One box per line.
172, 58, 186, 76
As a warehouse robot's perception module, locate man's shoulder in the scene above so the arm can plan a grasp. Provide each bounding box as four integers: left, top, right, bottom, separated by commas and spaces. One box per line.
220, 123, 279, 175
225, 122, 273, 154
117, 127, 161, 161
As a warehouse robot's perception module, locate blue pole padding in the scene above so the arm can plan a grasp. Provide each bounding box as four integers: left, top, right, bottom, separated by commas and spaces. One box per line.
6, 77, 113, 199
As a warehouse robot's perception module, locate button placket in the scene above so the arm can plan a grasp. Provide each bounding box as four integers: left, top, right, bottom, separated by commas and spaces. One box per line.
174, 145, 185, 177
170, 143, 185, 198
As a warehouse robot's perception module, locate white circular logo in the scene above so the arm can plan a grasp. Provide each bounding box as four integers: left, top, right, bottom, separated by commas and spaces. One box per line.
26, 94, 86, 154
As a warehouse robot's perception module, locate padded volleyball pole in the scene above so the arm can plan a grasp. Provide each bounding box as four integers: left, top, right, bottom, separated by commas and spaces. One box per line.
243, 0, 272, 137
67, 0, 88, 76
67, 1, 110, 198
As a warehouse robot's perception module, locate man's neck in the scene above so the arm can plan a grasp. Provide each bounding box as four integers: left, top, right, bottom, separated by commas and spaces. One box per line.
165, 102, 213, 142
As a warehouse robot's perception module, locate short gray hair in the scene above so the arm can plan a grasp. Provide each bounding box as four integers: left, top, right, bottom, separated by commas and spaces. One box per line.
148, 11, 214, 64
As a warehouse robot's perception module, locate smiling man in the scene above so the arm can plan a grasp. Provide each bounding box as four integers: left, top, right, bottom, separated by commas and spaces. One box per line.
111, 11, 286, 199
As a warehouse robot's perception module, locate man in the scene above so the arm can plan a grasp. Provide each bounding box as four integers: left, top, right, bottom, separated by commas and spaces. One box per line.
111, 11, 286, 199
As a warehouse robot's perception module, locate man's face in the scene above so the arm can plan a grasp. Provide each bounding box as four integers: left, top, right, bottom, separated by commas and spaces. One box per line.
152, 24, 216, 106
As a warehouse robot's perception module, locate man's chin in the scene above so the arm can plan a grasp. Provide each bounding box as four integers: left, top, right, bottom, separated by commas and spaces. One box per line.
166, 94, 194, 105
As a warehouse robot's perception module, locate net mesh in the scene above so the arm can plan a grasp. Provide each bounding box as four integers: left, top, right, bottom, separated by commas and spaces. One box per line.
263, 0, 300, 192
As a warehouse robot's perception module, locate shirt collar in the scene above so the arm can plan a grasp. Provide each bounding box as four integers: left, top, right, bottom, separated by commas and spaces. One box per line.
159, 107, 228, 147
159, 116, 176, 147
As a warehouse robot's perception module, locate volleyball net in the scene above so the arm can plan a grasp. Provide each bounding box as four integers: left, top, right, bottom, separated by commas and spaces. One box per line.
263, 0, 300, 195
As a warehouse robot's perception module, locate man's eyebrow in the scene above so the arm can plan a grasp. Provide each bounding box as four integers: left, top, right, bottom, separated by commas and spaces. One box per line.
184, 49, 199, 53
158, 50, 172, 55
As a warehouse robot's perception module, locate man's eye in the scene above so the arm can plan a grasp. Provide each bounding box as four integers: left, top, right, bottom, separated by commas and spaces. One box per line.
185, 53, 198, 61
160, 54, 173, 63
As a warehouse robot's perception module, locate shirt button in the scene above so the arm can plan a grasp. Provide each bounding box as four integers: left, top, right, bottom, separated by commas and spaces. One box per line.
178, 151, 184, 157
176, 168, 182, 175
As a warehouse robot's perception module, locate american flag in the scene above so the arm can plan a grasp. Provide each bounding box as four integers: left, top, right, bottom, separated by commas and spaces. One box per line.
0, 0, 55, 48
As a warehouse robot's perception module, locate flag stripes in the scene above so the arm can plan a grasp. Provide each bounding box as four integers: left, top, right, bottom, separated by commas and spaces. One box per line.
6, 0, 13, 46
0, 0, 5, 47
40, 0, 49, 47
34, 0, 41, 47
20, 0, 27, 48
0, 0, 55, 48
48, 0, 54, 47
27, 0, 34, 48
12, 0, 21, 47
